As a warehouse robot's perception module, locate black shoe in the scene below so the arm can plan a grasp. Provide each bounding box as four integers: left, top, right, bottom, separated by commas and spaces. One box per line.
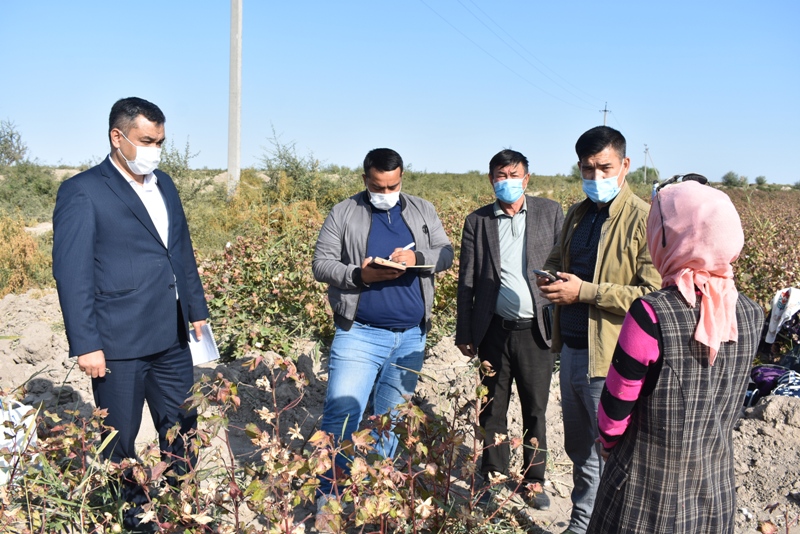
530, 491, 550, 510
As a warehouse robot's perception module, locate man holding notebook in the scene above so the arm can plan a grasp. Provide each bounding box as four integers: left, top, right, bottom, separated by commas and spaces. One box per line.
52, 97, 208, 532
312, 148, 453, 530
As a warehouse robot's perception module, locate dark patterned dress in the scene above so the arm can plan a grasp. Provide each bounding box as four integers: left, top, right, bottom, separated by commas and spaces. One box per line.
588, 287, 763, 533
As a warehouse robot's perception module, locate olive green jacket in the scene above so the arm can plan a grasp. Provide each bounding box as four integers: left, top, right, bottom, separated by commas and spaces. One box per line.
543, 182, 661, 377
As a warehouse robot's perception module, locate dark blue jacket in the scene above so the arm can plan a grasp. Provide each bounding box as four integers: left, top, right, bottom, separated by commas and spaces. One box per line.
52, 157, 209, 359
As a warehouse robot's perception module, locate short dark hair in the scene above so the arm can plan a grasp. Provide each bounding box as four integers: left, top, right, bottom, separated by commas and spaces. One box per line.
489, 149, 529, 176
363, 148, 403, 175
575, 126, 626, 161
109, 97, 166, 137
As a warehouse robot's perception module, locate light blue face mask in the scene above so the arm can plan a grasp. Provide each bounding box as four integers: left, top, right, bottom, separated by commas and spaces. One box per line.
582, 174, 621, 204
493, 178, 525, 204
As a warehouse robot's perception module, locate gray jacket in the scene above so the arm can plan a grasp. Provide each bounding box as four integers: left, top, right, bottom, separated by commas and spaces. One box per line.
312, 191, 454, 331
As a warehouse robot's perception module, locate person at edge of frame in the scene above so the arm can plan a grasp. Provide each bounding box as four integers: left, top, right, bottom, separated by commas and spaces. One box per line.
588, 177, 763, 533
52, 97, 209, 533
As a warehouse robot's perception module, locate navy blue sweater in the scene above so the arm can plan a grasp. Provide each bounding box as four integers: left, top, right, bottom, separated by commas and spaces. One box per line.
355, 203, 424, 329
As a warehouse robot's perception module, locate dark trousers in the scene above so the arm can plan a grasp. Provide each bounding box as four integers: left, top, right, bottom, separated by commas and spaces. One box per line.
92, 333, 196, 532
91, 308, 197, 468
478, 316, 554, 483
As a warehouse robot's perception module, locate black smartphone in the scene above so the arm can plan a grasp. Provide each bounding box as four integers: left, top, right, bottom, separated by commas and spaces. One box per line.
542, 303, 555, 340
533, 269, 560, 283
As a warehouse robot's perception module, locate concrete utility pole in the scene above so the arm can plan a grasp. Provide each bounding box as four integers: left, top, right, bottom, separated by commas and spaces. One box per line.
600, 102, 609, 126
227, 0, 242, 200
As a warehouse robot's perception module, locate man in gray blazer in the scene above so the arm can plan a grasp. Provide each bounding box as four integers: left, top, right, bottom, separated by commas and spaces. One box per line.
456, 149, 564, 510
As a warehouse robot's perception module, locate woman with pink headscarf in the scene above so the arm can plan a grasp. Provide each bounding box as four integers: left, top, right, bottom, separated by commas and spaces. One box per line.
587, 178, 763, 533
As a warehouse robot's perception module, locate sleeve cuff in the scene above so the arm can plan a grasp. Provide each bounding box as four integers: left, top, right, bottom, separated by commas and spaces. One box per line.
353, 267, 369, 287
578, 281, 599, 303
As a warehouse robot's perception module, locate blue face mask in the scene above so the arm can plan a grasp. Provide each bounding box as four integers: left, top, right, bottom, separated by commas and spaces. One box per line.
493, 178, 525, 204
582, 174, 621, 204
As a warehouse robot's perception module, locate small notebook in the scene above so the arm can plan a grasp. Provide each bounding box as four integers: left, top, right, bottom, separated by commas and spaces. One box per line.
370, 257, 435, 271
188, 323, 221, 366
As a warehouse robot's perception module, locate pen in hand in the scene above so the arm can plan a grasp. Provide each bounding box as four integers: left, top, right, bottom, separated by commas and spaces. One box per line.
389, 242, 415, 262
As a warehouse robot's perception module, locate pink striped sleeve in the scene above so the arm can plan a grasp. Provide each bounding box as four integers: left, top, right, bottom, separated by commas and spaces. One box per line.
598, 300, 660, 449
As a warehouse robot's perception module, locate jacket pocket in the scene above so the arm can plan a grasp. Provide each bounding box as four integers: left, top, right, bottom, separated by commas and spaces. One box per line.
603, 454, 630, 491
96, 288, 137, 299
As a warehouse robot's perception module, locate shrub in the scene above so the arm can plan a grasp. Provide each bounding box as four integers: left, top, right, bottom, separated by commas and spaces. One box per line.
2, 349, 541, 533
721, 171, 749, 188
0, 162, 58, 223
0, 215, 52, 297
159, 139, 216, 206
236, 353, 540, 533
0, 375, 248, 533
260, 129, 360, 211
198, 207, 332, 359
729, 189, 800, 308
569, 163, 582, 181
626, 165, 659, 185
0, 119, 28, 166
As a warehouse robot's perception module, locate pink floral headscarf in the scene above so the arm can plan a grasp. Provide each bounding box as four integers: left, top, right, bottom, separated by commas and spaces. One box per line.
647, 180, 743, 365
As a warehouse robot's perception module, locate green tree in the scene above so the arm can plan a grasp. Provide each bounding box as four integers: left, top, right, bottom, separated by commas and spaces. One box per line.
755, 175, 767, 186
569, 163, 581, 181
0, 120, 28, 166
627, 165, 660, 185
259, 127, 357, 210
159, 139, 214, 204
721, 171, 746, 187
0, 162, 58, 221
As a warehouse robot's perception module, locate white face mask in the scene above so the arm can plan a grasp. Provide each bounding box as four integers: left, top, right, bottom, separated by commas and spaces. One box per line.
368, 190, 400, 210
118, 131, 161, 175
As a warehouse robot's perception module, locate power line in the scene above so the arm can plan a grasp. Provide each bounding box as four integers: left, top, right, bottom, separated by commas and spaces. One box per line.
464, 0, 604, 105
417, 0, 594, 111
609, 110, 625, 132
455, 0, 602, 108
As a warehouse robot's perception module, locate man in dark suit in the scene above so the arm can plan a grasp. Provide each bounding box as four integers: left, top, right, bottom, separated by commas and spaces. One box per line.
456, 149, 564, 510
52, 97, 208, 473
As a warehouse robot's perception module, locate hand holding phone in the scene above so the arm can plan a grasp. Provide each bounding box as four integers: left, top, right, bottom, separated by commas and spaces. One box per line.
533, 269, 561, 283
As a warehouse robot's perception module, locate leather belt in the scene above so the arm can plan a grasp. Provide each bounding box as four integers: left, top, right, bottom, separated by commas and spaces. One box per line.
493, 314, 535, 331
363, 323, 418, 333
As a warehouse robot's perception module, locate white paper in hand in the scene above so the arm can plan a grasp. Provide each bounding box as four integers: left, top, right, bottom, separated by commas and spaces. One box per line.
188, 323, 221, 366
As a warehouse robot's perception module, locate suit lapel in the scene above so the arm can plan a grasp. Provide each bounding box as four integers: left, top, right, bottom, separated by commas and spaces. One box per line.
525, 197, 538, 266
155, 173, 176, 250
484, 211, 502, 278
525, 196, 548, 290
101, 157, 167, 249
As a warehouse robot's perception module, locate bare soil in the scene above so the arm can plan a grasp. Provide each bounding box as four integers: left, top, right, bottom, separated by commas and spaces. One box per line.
1, 289, 799, 533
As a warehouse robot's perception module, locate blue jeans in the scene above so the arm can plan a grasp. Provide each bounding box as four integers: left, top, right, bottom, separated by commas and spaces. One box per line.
560, 344, 605, 534
318, 321, 425, 495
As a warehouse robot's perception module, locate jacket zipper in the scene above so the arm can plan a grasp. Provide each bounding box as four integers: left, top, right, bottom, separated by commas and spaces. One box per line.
353, 205, 373, 314
400, 208, 427, 321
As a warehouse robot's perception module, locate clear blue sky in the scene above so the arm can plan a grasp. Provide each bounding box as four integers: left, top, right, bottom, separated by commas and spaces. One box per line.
2, 1, 798, 184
